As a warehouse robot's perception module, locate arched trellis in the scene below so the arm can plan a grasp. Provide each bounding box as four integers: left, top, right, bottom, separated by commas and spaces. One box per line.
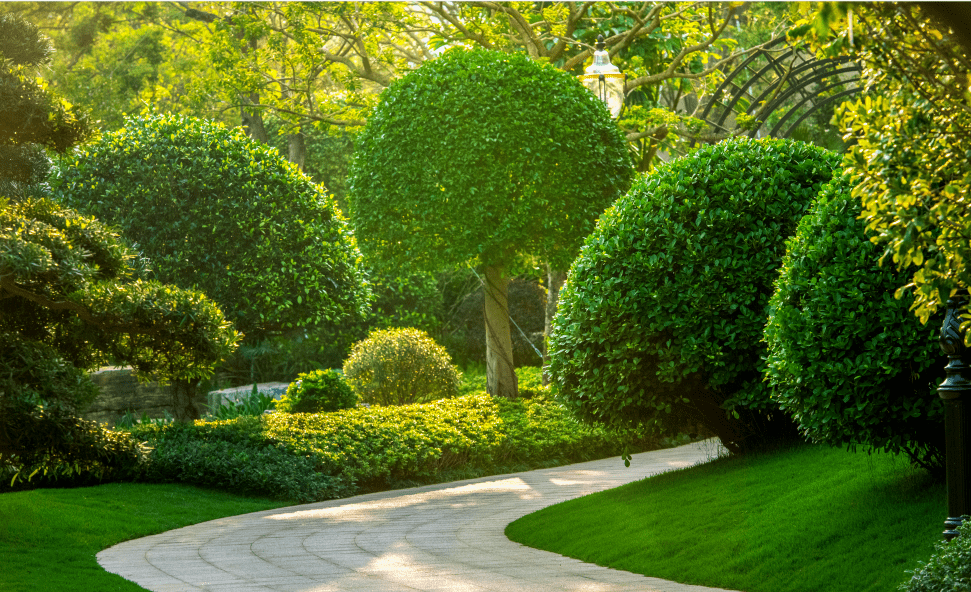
699, 36, 862, 140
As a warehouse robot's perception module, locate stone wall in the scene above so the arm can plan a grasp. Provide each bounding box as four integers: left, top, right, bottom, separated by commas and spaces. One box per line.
83, 367, 178, 425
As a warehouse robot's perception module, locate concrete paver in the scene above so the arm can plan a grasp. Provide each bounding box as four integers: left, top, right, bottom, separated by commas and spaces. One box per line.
99, 439, 737, 592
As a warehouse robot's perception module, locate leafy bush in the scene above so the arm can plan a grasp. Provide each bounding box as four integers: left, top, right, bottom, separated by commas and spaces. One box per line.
0, 332, 149, 488
129, 392, 660, 500
277, 369, 356, 414
549, 138, 840, 454
899, 519, 971, 592
52, 112, 371, 344
764, 173, 945, 472
343, 328, 461, 406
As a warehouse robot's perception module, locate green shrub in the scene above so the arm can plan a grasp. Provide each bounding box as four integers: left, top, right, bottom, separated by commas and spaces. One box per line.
52, 112, 371, 343
899, 520, 971, 592
277, 369, 356, 414
343, 327, 461, 406
129, 393, 659, 500
549, 138, 840, 454
764, 173, 945, 472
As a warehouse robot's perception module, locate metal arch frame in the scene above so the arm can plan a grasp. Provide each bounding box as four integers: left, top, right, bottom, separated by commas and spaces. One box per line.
698, 36, 862, 140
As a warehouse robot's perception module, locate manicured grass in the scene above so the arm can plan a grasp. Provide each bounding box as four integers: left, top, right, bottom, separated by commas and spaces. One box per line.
0, 483, 290, 592
506, 443, 946, 592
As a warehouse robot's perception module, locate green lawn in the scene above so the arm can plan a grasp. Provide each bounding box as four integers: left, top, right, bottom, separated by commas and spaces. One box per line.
0, 483, 290, 592
506, 443, 946, 592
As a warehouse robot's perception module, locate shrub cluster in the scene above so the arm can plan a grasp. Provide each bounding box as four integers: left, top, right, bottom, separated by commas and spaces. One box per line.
899, 520, 971, 592
277, 369, 357, 414
549, 138, 840, 454
764, 173, 945, 472
130, 393, 658, 500
343, 328, 461, 406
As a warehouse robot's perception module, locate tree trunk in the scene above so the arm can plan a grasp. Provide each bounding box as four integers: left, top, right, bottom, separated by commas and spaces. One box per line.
172, 378, 204, 423
288, 130, 307, 171
484, 264, 518, 398
241, 96, 270, 144
543, 264, 567, 386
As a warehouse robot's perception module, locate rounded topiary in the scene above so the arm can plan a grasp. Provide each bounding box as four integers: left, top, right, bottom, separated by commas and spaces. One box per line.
342, 328, 461, 406
764, 173, 945, 471
277, 369, 357, 414
52, 112, 370, 342
548, 138, 840, 454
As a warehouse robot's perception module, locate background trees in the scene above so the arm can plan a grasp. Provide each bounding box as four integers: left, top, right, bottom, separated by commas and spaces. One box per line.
349, 48, 633, 398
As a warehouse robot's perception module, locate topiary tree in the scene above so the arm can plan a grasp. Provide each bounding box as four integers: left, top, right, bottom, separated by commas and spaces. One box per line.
277, 369, 357, 414
52, 112, 371, 347
343, 328, 461, 406
348, 47, 634, 399
548, 138, 840, 454
764, 173, 945, 473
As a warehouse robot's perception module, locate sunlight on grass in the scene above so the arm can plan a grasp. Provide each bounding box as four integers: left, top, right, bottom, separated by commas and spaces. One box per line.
505, 444, 946, 592
0, 483, 290, 592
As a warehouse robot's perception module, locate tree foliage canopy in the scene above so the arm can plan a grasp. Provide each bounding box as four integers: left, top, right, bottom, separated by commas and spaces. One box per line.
349, 47, 633, 273
53, 112, 371, 343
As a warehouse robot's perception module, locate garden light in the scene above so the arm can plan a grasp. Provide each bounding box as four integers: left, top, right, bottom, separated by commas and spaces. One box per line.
938, 297, 971, 540
579, 35, 626, 119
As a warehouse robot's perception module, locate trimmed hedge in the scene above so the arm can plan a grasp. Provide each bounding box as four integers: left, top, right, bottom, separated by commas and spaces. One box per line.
549, 138, 840, 454
130, 392, 658, 501
764, 173, 945, 472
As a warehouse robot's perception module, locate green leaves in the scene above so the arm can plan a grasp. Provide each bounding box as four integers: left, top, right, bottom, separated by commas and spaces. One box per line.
548, 138, 839, 449
53, 112, 371, 343
764, 173, 945, 470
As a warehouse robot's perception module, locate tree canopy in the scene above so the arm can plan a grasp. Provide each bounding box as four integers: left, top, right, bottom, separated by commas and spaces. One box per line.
349, 47, 633, 397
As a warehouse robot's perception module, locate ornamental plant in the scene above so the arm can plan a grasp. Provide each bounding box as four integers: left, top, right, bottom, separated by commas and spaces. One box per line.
764, 173, 945, 472
548, 138, 840, 454
343, 328, 461, 406
52, 112, 371, 344
277, 369, 357, 414
899, 518, 971, 592
349, 47, 633, 398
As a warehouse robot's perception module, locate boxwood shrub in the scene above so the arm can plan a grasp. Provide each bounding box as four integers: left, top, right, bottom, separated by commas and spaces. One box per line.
764, 173, 945, 472
548, 138, 840, 454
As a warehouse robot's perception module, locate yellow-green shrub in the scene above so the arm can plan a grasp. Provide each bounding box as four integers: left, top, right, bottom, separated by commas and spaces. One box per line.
343, 328, 461, 406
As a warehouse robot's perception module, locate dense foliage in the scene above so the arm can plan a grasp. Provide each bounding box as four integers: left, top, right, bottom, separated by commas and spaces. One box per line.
349, 47, 633, 398
130, 391, 660, 501
899, 519, 971, 592
549, 138, 840, 454
277, 369, 356, 414
832, 4, 971, 332
765, 174, 945, 472
52, 112, 371, 343
343, 328, 461, 406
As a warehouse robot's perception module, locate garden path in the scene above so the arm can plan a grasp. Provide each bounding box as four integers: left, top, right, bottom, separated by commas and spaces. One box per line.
98, 439, 737, 592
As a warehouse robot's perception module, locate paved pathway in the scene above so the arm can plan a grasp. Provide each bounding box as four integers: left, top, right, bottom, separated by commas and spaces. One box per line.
99, 439, 736, 592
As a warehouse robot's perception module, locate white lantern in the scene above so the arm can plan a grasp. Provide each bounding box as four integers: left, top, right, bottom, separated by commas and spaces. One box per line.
579, 35, 626, 119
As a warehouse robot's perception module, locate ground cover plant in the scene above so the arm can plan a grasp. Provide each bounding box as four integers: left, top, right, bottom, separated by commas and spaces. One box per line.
506, 444, 947, 592
0, 482, 290, 592
129, 373, 660, 500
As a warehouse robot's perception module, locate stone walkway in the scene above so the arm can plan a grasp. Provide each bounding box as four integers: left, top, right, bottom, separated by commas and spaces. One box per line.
99, 439, 737, 592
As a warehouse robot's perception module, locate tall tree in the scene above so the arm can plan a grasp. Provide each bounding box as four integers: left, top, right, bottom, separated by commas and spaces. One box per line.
349, 48, 633, 398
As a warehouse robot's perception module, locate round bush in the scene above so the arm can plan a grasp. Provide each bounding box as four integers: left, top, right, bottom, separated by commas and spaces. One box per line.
548, 138, 840, 454
52, 112, 371, 342
343, 328, 462, 406
764, 173, 945, 471
277, 369, 357, 414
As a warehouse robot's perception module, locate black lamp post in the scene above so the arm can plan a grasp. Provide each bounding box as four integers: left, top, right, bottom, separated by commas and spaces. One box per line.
938, 296, 971, 540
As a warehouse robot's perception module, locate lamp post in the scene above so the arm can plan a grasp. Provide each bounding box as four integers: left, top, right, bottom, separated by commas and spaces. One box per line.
579, 35, 626, 119
938, 296, 971, 540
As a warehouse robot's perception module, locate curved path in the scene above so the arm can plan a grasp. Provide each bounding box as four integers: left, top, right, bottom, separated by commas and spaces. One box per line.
99, 439, 735, 592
